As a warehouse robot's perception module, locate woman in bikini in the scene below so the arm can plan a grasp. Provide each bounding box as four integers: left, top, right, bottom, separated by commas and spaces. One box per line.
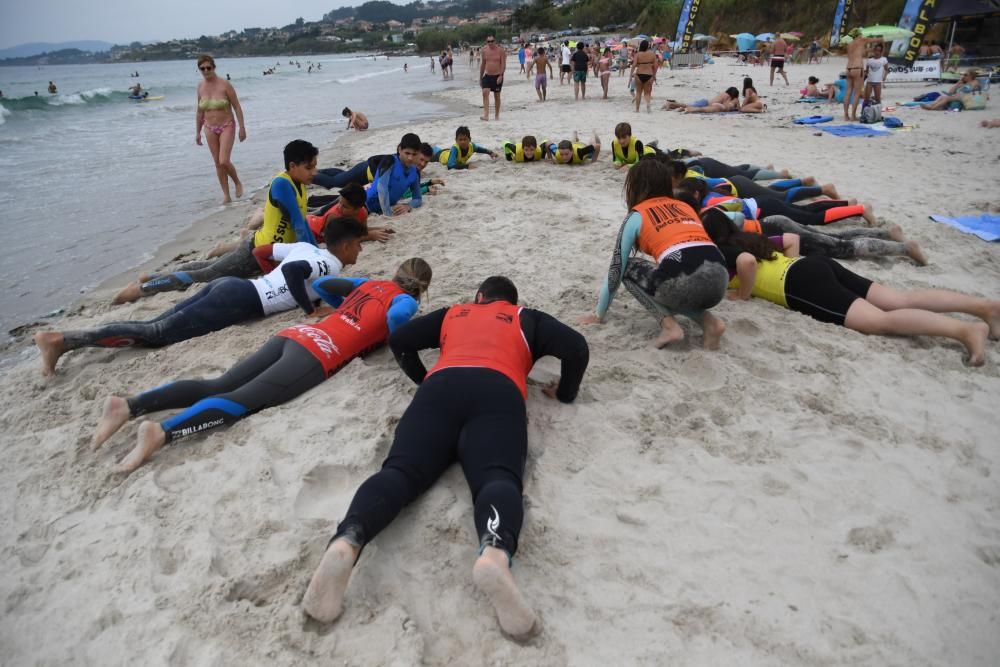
597, 48, 613, 99
740, 77, 765, 113
631, 40, 658, 113
196, 54, 246, 204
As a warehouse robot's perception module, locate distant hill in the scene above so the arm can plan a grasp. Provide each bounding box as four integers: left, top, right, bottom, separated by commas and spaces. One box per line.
0, 41, 114, 59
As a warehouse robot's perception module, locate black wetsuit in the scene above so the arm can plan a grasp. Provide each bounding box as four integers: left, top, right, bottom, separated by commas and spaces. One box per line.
330, 305, 589, 557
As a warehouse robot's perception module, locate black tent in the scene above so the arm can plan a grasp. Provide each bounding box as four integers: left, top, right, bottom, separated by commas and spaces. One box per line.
932, 0, 1000, 20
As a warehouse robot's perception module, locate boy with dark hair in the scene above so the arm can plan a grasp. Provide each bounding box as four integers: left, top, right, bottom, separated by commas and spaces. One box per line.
611, 122, 657, 168
434, 126, 497, 170
367, 133, 424, 216
542, 131, 601, 165
114, 140, 320, 303
502, 135, 543, 162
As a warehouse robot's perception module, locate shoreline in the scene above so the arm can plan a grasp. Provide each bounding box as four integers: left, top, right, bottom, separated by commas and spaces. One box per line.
1, 75, 465, 357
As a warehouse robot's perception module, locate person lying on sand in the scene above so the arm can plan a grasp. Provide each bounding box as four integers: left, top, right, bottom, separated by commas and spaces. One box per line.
34, 220, 363, 377
543, 131, 602, 165
579, 159, 727, 350
89, 259, 431, 473
677, 180, 925, 264
662, 88, 738, 112
114, 140, 320, 304
674, 176, 877, 227
701, 209, 999, 366
982, 119, 1000, 128
302, 275, 589, 641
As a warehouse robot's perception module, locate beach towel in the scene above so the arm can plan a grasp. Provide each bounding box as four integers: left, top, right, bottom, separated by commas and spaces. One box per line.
796, 97, 826, 103
915, 91, 942, 102
794, 115, 833, 124
901, 101, 924, 107
818, 123, 891, 137
929, 214, 1000, 242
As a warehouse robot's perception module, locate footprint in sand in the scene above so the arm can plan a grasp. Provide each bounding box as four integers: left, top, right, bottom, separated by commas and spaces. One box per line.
846, 524, 895, 553
294, 464, 357, 520
15, 522, 52, 566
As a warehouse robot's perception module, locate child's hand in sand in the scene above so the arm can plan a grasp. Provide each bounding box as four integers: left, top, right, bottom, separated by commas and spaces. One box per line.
430, 178, 445, 186
726, 291, 748, 301
391, 203, 412, 216
369, 227, 395, 243
578, 313, 603, 325
542, 382, 560, 399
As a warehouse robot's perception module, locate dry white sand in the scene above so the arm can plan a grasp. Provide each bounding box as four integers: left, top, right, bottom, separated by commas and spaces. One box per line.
2, 55, 999, 666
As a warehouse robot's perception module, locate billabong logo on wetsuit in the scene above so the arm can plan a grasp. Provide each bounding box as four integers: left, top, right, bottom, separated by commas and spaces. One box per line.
487, 505, 501, 541
177, 418, 226, 438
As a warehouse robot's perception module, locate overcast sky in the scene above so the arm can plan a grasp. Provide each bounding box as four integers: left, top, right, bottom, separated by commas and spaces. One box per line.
0, 0, 366, 49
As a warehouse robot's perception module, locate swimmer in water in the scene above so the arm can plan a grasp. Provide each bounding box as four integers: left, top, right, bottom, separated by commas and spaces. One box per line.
89, 259, 432, 473
34, 219, 364, 377
701, 208, 999, 366
302, 275, 589, 640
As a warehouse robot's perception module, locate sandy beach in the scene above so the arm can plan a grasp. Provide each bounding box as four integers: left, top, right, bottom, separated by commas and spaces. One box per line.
2, 55, 999, 665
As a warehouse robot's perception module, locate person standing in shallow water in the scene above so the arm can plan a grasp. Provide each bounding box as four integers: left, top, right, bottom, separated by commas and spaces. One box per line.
196, 54, 246, 204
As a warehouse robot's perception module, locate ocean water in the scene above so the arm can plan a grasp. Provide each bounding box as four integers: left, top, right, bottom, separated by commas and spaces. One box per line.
0, 55, 462, 336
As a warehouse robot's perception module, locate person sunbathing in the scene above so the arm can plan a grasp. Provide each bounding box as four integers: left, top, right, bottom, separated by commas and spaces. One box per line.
740, 77, 765, 113
920, 70, 981, 110
662, 88, 739, 112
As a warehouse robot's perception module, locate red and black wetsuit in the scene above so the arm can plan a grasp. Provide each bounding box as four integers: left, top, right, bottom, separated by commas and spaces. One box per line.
331, 300, 589, 557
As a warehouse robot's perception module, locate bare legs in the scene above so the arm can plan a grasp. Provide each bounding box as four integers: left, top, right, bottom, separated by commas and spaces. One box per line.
844, 283, 1000, 365
844, 72, 863, 120
481, 88, 490, 120
205, 125, 242, 204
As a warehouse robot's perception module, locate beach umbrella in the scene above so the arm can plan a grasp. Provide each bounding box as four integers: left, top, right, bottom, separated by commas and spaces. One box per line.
731, 32, 756, 40
692, 33, 717, 42
859, 25, 914, 40
839, 35, 854, 45
756, 32, 775, 42
780, 33, 800, 41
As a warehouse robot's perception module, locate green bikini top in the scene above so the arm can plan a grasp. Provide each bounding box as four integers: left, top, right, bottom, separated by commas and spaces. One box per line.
198, 98, 230, 111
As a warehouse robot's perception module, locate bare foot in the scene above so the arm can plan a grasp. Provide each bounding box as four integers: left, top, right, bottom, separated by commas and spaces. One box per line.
222, 196, 232, 205
234, 181, 244, 199
888, 224, 904, 241
653, 316, 685, 349
985, 303, 1000, 340
116, 421, 166, 473
138, 272, 152, 283
801, 176, 817, 186
848, 198, 858, 206
480, 115, 489, 121
34, 331, 65, 377
112, 281, 143, 304
961, 321, 989, 367
701, 312, 726, 351
92, 396, 130, 450
473, 547, 539, 641
861, 204, 877, 226
303, 538, 359, 623
904, 240, 928, 266
779, 169, 791, 179
821, 183, 840, 199
843, 114, 851, 121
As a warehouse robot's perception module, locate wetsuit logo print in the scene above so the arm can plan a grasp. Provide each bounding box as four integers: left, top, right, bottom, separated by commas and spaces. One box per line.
338, 289, 379, 330
487, 505, 501, 541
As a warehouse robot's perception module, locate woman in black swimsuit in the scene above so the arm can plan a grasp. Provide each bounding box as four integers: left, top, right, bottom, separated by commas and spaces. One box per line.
631, 40, 658, 113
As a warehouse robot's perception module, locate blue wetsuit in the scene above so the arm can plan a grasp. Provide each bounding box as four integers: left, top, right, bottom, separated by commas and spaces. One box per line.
367, 155, 422, 215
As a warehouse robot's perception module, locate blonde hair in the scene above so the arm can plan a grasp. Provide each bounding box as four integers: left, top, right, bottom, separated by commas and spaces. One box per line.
394, 258, 432, 300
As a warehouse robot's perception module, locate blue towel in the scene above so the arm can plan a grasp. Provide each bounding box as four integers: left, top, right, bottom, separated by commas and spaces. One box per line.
794, 115, 834, 125
818, 123, 891, 137
796, 97, 826, 103
929, 214, 1000, 242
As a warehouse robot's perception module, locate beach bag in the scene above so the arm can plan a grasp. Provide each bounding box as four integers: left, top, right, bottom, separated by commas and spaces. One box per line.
860, 99, 882, 124
882, 116, 903, 128
960, 92, 986, 110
